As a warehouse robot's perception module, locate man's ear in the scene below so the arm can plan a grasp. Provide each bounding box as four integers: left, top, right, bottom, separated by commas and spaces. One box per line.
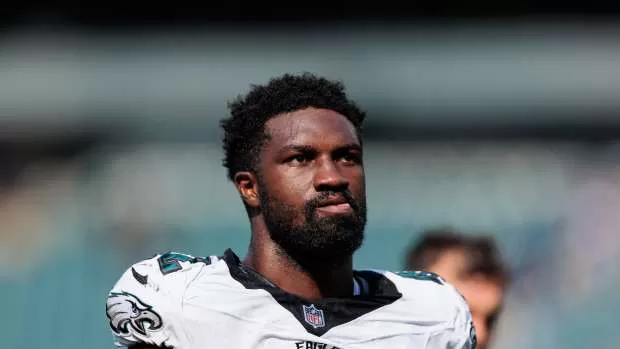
233, 171, 260, 209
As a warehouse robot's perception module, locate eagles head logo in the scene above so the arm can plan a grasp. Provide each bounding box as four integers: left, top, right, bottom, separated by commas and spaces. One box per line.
107, 291, 163, 336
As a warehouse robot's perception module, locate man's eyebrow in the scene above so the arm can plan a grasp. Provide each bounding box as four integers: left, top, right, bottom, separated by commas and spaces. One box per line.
277, 144, 316, 153
338, 143, 362, 152
278, 143, 362, 153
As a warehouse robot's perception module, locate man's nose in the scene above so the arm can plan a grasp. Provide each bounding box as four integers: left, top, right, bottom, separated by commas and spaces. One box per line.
313, 158, 349, 192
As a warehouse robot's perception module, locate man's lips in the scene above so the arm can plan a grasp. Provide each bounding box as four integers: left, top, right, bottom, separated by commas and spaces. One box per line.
315, 196, 353, 214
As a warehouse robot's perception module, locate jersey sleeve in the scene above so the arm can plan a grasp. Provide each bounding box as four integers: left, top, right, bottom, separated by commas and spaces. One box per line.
106, 254, 187, 348
426, 285, 477, 349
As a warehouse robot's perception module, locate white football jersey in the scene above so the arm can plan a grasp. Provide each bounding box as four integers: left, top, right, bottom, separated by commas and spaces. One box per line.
106, 250, 477, 349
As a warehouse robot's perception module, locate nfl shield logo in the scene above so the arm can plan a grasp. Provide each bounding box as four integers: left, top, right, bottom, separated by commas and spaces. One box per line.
302, 304, 325, 328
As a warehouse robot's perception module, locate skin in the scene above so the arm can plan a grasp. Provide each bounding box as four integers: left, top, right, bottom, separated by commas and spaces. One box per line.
426, 248, 505, 349
235, 107, 366, 300
130, 107, 366, 349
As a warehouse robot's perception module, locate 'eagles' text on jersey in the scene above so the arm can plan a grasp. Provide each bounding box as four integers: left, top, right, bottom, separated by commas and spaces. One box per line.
106, 249, 476, 349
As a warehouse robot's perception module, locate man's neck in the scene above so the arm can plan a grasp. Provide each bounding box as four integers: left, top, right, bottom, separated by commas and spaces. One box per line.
243, 228, 354, 301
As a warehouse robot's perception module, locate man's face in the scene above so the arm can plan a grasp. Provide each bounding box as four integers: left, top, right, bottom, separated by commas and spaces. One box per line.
257, 107, 367, 267
428, 249, 504, 349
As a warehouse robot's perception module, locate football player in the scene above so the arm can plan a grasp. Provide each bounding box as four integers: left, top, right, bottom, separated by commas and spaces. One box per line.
106, 73, 477, 349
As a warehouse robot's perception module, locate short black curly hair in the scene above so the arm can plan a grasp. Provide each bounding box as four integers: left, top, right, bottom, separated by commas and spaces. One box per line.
220, 72, 367, 181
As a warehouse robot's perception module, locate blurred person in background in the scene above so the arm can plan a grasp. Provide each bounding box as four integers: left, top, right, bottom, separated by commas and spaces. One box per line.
105, 73, 477, 349
405, 228, 509, 349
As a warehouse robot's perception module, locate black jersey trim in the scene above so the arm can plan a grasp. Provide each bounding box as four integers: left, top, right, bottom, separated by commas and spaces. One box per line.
221, 249, 402, 336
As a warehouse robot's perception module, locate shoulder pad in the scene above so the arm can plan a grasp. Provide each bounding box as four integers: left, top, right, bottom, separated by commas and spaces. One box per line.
395, 270, 447, 285
106, 251, 214, 347
156, 251, 213, 275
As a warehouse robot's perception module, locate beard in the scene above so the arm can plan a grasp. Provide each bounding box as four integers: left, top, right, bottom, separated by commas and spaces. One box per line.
259, 185, 367, 270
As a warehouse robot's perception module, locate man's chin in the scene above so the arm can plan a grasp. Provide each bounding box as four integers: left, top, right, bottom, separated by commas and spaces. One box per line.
277, 233, 364, 268
311, 214, 361, 229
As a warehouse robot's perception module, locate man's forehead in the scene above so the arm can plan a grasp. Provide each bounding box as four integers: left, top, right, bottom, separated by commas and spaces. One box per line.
265, 108, 359, 145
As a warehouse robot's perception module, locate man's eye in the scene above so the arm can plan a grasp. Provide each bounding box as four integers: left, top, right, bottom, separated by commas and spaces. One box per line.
340, 153, 361, 164
288, 155, 308, 165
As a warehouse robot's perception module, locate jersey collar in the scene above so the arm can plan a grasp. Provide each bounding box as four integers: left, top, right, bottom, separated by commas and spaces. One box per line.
221, 249, 402, 336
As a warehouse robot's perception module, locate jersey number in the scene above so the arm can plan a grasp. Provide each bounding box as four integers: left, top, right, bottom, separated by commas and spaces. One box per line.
157, 252, 209, 275
396, 270, 445, 285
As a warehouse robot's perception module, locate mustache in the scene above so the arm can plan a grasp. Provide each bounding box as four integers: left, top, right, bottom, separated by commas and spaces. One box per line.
305, 190, 360, 213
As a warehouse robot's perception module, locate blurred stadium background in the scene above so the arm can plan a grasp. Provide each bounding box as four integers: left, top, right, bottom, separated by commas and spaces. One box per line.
1, 2, 620, 348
